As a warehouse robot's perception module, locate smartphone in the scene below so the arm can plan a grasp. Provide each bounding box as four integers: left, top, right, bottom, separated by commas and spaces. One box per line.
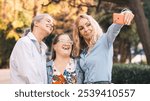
113, 13, 125, 24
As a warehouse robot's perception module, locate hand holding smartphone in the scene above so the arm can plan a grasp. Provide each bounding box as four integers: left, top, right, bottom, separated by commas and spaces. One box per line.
113, 13, 125, 24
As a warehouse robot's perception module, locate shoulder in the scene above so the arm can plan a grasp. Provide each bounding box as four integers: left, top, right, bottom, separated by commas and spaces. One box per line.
12, 37, 31, 52
47, 60, 53, 67
73, 58, 81, 68
71, 57, 80, 63
16, 36, 32, 47
95, 33, 107, 45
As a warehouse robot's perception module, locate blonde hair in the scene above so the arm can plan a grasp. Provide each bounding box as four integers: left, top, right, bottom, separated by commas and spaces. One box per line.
72, 14, 103, 57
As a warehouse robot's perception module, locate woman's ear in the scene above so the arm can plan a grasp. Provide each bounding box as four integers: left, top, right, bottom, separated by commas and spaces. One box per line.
34, 21, 39, 27
53, 44, 57, 51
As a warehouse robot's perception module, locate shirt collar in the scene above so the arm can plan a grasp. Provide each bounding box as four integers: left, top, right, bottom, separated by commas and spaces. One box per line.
27, 32, 37, 41
27, 32, 48, 51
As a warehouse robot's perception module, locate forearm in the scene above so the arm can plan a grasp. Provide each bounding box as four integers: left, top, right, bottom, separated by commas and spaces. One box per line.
106, 23, 123, 44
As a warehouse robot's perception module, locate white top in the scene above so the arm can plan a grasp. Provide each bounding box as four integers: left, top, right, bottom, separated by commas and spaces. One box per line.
10, 32, 48, 84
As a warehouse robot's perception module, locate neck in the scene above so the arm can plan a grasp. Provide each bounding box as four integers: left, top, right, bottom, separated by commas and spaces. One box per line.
85, 38, 91, 47
55, 56, 70, 63
32, 29, 45, 42
54, 56, 71, 74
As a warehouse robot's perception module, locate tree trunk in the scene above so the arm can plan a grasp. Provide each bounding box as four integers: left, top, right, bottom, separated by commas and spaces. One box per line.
119, 39, 131, 63
33, 0, 37, 17
33, 0, 42, 17
128, 0, 150, 64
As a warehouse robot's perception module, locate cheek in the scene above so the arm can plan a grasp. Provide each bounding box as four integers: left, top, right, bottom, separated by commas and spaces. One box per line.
79, 30, 84, 36
54, 47, 62, 54
57, 45, 62, 51
40, 21, 46, 26
69, 47, 73, 53
90, 27, 93, 31
53, 44, 60, 51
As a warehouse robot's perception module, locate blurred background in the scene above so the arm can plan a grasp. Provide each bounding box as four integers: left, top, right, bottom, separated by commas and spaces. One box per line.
0, 0, 150, 83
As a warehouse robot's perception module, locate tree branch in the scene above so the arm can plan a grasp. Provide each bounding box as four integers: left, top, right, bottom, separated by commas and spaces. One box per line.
42, 0, 52, 7
68, 0, 96, 8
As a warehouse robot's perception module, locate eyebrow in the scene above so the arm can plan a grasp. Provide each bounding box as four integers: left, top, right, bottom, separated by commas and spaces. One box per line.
46, 18, 51, 22
78, 21, 90, 28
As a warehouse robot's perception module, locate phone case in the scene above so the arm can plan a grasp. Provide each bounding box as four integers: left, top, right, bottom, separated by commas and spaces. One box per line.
113, 13, 125, 24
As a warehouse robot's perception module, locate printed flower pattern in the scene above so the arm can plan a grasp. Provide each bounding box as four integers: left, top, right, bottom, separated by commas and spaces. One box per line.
52, 59, 76, 84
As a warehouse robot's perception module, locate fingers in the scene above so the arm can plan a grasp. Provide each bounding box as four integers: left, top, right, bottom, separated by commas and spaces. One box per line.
123, 11, 134, 25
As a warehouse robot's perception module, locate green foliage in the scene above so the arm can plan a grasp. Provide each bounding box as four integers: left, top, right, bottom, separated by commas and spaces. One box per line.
44, 34, 56, 50
112, 64, 150, 84
0, 0, 149, 68
0, 29, 16, 68
0, 0, 94, 68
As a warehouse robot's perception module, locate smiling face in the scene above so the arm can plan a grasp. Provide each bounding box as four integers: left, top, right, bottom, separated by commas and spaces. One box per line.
78, 18, 93, 41
32, 14, 54, 38
38, 15, 54, 36
53, 34, 73, 58
72, 14, 103, 57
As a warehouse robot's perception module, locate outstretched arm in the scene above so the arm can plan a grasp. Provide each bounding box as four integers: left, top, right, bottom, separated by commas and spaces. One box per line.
106, 9, 134, 45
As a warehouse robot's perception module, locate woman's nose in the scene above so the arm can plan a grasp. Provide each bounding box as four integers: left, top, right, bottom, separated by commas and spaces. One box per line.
84, 26, 88, 32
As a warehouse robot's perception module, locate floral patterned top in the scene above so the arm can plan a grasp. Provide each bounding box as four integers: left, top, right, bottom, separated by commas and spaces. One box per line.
47, 58, 77, 84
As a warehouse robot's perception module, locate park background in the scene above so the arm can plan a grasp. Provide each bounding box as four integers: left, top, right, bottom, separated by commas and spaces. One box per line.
0, 0, 150, 83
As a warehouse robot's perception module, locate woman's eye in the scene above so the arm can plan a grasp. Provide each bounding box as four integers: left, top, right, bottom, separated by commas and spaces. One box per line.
79, 27, 84, 30
86, 23, 91, 27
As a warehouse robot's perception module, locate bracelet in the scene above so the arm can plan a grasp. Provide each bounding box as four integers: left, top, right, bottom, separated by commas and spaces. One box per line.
121, 8, 132, 13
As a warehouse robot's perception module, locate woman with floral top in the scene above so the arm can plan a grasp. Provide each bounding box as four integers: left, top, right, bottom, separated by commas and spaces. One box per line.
47, 33, 77, 84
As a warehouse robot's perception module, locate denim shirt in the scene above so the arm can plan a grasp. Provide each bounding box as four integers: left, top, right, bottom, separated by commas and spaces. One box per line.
77, 24, 123, 83
47, 61, 53, 84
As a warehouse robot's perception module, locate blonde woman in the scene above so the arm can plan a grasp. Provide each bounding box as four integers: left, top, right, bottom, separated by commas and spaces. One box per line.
72, 9, 134, 84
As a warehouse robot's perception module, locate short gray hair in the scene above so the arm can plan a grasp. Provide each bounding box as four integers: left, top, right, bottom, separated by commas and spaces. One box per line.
31, 14, 53, 32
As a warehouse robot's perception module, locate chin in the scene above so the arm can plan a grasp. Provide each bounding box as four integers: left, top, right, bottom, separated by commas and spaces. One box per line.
84, 36, 91, 40
47, 31, 51, 35
63, 53, 70, 57
46, 30, 52, 35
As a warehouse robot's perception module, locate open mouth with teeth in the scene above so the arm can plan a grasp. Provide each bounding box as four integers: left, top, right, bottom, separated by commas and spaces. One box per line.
46, 25, 53, 30
62, 46, 71, 50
